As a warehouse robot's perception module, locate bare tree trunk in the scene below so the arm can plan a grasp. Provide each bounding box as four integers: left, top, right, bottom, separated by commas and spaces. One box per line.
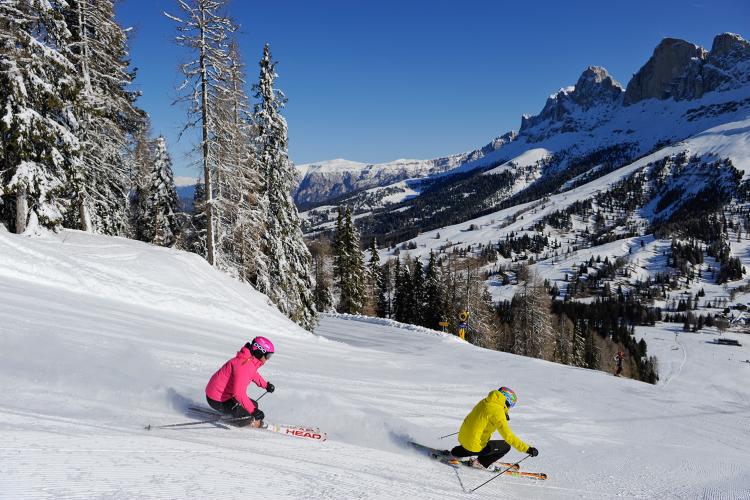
78, 192, 92, 232
199, 5, 215, 266
15, 186, 28, 233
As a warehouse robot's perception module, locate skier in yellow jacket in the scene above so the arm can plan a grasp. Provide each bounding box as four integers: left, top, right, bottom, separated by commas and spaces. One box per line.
450, 387, 539, 469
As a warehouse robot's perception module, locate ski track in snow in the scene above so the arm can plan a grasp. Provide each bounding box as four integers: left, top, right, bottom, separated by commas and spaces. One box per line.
1, 230, 749, 498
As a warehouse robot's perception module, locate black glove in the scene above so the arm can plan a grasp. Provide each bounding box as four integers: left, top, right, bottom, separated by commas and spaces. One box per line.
266, 382, 275, 393
250, 408, 265, 421
527, 447, 539, 457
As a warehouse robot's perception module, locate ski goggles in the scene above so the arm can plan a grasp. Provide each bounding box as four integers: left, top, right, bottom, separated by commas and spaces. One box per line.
253, 342, 273, 359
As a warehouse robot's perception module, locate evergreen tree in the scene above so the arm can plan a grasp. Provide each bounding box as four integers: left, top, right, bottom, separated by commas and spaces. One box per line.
366, 239, 383, 315
410, 258, 425, 326
144, 137, 181, 246
376, 261, 391, 318
0, 0, 81, 233
333, 208, 346, 294
129, 123, 155, 241
423, 251, 445, 329
393, 259, 412, 323
186, 178, 207, 256
253, 44, 316, 329
64, 0, 144, 234
333, 207, 366, 314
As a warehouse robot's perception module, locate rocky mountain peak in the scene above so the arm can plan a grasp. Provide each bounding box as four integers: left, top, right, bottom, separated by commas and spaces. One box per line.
624, 34, 750, 105
703, 33, 750, 91
710, 32, 750, 60
571, 66, 625, 109
624, 38, 708, 105
519, 66, 623, 135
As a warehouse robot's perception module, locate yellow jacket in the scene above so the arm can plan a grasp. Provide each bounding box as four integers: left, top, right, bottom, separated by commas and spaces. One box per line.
457, 390, 530, 453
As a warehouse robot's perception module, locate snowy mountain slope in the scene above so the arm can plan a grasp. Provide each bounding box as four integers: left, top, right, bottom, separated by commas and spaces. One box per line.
379, 116, 750, 313
1, 230, 749, 498
294, 133, 515, 208
382, 117, 750, 260
301, 33, 750, 239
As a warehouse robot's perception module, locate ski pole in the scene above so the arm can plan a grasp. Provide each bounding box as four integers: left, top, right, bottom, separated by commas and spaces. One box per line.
469, 454, 531, 493
439, 431, 458, 439
144, 414, 252, 431
256, 391, 268, 402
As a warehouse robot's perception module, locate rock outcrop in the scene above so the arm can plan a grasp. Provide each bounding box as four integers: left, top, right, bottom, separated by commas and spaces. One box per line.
520, 66, 623, 135
624, 33, 750, 105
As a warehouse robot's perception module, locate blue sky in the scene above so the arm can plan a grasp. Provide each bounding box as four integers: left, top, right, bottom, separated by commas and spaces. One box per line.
117, 0, 749, 178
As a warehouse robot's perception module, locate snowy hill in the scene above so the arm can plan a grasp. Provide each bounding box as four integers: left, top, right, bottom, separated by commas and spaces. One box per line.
1, 230, 749, 498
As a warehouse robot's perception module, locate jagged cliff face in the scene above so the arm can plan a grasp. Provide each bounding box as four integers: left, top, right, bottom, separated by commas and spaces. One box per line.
519, 66, 624, 139
624, 33, 750, 105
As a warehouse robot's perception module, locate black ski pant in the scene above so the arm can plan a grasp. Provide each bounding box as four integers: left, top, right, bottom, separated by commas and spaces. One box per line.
451, 440, 511, 468
206, 396, 263, 427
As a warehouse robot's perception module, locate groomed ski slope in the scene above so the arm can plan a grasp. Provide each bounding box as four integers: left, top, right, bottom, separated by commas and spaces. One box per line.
1, 230, 749, 499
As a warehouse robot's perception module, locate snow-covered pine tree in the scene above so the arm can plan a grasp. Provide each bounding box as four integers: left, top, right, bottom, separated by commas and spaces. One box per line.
333, 206, 366, 314
64, 0, 144, 234
129, 123, 155, 241
144, 137, 181, 246
423, 251, 445, 329
213, 38, 267, 286
0, 0, 81, 233
253, 44, 316, 330
165, 0, 235, 266
366, 239, 382, 315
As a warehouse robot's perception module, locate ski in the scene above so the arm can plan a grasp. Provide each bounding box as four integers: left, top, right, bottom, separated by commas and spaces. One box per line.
409, 442, 546, 480
185, 406, 327, 442
446, 457, 547, 480
409, 442, 520, 472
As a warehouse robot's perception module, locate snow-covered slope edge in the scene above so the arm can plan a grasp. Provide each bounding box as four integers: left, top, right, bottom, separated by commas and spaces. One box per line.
1, 230, 749, 498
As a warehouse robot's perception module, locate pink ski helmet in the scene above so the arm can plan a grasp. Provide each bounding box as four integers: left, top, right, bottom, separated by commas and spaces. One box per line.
249, 336, 274, 360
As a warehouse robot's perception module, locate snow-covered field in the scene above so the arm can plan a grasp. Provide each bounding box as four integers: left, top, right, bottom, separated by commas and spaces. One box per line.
1, 230, 749, 499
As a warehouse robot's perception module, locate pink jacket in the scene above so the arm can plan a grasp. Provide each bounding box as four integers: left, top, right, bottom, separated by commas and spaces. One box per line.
205, 346, 268, 412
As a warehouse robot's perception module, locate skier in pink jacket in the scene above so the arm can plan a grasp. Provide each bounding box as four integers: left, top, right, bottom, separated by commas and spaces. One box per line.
205, 336, 275, 427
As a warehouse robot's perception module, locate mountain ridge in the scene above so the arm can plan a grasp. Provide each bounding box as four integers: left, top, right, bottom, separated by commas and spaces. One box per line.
296, 33, 750, 215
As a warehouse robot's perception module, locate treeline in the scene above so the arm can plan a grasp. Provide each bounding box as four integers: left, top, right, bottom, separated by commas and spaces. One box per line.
312, 213, 658, 382
550, 299, 660, 383
0, 0, 316, 330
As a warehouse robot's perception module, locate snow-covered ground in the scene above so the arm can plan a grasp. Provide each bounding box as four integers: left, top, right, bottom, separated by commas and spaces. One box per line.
1, 230, 749, 498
